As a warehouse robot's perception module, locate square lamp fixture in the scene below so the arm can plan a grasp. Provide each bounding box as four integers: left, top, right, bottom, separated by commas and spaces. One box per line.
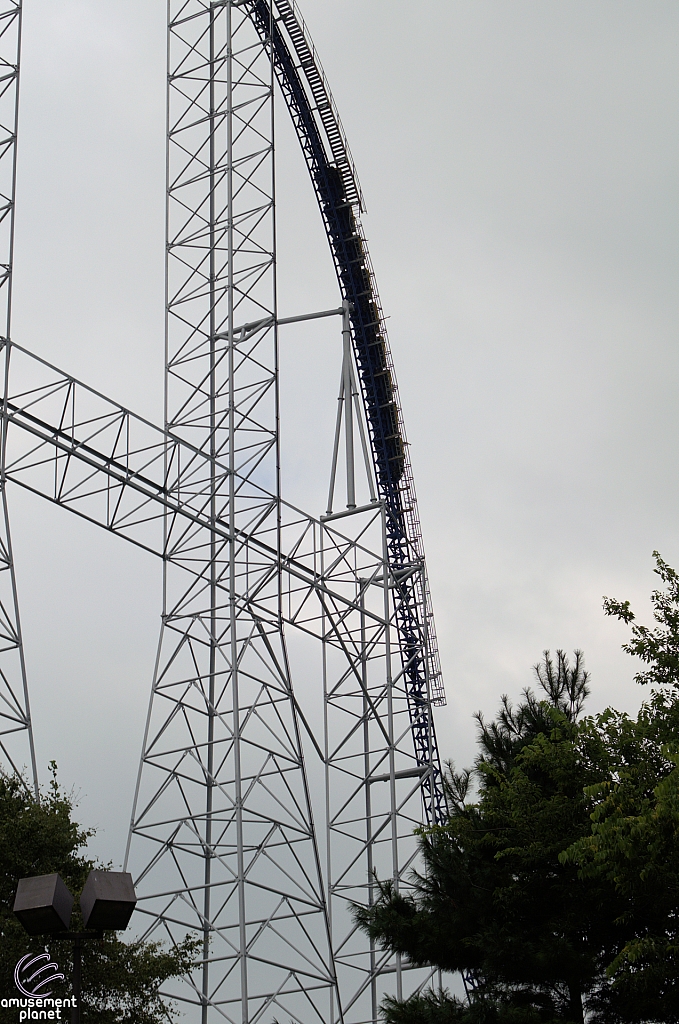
80, 870, 136, 930
13, 873, 73, 935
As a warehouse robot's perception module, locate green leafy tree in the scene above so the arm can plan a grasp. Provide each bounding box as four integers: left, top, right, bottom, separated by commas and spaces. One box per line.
355, 652, 627, 1024
0, 764, 199, 1023
562, 552, 679, 1021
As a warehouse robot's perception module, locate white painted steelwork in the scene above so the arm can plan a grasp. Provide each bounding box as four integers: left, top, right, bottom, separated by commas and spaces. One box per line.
0, 3, 448, 1021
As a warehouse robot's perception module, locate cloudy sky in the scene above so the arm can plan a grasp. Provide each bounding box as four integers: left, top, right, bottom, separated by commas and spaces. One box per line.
5, 0, 678, 865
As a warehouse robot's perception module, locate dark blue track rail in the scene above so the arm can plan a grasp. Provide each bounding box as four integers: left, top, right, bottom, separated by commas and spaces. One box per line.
250, 1, 446, 825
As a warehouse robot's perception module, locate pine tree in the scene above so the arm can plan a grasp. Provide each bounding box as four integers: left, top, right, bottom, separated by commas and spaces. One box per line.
355, 652, 626, 1023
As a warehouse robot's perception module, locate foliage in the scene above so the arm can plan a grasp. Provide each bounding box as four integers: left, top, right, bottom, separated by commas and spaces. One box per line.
379, 988, 545, 1024
0, 763, 199, 1023
602, 550, 679, 690
357, 554, 679, 1023
355, 651, 626, 1024
561, 552, 679, 1020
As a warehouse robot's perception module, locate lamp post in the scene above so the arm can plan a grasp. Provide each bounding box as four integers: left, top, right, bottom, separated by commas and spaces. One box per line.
13, 870, 137, 1024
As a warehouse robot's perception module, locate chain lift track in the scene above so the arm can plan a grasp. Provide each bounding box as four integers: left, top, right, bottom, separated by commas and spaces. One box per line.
249, 0, 446, 824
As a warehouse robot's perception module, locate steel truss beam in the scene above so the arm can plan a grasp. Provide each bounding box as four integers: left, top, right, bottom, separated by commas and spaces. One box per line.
2, 335, 438, 1022
1, 341, 408, 638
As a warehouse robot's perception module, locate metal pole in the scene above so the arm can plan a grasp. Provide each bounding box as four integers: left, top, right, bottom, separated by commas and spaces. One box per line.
326, 370, 344, 516
71, 937, 81, 1024
342, 301, 355, 509
321, 526, 335, 1024
361, 590, 377, 1023
350, 359, 377, 504
201, 7, 217, 1021
382, 505, 402, 1001
226, 6, 248, 1020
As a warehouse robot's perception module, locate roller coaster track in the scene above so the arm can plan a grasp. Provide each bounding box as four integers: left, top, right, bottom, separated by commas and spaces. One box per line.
0, 4, 450, 1019
249, 0, 446, 824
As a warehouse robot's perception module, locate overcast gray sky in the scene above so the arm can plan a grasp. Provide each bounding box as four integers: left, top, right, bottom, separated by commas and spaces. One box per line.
6, 0, 678, 866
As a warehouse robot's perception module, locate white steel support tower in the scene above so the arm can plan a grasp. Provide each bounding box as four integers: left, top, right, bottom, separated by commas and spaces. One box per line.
0, 0, 36, 792
0, 2, 448, 1022
126, 6, 340, 1022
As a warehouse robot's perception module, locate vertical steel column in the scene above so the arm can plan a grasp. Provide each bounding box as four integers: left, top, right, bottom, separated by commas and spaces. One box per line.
360, 592, 377, 1024
225, 7, 248, 1020
382, 507, 401, 1004
126, 4, 338, 1021
0, 0, 37, 793
342, 301, 355, 510
201, 8, 217, 1020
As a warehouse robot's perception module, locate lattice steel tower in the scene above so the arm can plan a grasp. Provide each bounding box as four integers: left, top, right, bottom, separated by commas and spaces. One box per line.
0, 1, 36, 793
0, 2, 448, 1023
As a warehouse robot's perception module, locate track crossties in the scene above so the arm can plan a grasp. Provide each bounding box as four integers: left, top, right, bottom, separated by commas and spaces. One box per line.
250, 0, 447, 823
